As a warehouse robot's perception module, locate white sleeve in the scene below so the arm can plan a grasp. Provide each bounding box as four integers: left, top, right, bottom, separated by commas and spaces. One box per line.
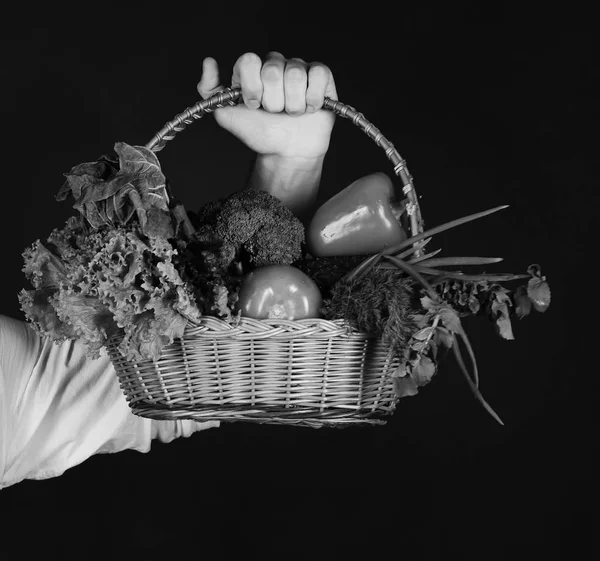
0, 315, 219, 490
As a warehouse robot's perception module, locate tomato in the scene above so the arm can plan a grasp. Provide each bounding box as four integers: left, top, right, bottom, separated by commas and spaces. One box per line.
236, 265, 322, 320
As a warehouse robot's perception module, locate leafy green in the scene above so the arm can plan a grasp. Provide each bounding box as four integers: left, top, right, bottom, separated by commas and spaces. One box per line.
433, 264, 550, 329
21, 139, 552, 428
320, 268, 418, 358
19, 142, 218, 361
514, 285, 532, 318
58, 142, 173, 239
392, 295, 463, 397
450, 332, 504, 425
525, 264, 551, 312
489, 285, 515, 340
514, 265, 551, 318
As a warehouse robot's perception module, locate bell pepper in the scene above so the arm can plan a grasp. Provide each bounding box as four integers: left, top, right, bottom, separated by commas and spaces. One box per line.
306, 172, 407, 257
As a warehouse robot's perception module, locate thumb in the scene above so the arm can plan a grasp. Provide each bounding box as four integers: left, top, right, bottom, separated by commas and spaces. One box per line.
197, 57, 222, 99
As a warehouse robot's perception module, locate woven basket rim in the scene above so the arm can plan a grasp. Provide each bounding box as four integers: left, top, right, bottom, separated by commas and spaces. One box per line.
107, 316, 384, 345
186, 315, 369, 333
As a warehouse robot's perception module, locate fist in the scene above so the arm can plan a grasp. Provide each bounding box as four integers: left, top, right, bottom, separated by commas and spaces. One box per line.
197, 52, 338, 160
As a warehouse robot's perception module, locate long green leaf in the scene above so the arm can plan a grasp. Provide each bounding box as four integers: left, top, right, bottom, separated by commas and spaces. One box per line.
394, 237, 433, 260
456, 326, 479, 388
413, 266, 530, 282
341, 248, 385, 283
384, 205, 510, 256
451, 334, 504, 426
408, 249, 443, 264
413, 257, 503, 267
383, 255, 439, 301
452, 330, 475, 386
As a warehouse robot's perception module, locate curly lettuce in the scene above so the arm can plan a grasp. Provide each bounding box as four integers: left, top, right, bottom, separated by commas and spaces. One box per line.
20, 216, 202, 361
20, 143, 204, 362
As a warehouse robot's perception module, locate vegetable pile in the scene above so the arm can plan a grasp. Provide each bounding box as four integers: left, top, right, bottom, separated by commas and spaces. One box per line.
20, 143, 551, 424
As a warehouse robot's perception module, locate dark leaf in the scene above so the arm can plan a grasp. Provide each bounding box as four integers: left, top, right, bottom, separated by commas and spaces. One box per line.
62, 143, 170, 237
82, 200, 111, 229
435, 326, 454, 349
411, 313, 430, 329
73, 170, 129, 206
410, 354, 437, 386
58, 156, 119, 201
514, 285, 532, 318
144, 208, 174, 239
429, 339, 439, 359
468, 295, 481, 314
439, 306, 462, 333
413, 326, 436, 340
109, 181, 137, 225
393, 374, 420, 397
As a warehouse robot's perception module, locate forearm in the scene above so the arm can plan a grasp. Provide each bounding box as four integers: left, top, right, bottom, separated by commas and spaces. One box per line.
0, 316, 219, 490
247, 154, 324, 224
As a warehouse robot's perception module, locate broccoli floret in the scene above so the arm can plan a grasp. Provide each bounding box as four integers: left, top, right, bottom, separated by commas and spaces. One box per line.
191, 189, 305, 274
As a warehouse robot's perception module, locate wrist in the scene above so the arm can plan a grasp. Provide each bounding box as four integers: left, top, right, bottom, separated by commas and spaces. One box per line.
248, 154, 324, 222
151, 419, 220, 443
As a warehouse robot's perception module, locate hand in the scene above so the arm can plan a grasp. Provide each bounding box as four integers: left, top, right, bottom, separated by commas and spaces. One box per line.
197, 52, 338, 161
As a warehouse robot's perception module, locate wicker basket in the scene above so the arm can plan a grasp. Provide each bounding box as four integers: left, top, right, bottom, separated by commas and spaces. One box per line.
106, 87, 425, 428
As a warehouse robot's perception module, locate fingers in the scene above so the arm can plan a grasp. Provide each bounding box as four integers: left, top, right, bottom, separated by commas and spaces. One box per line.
231, 52, 263, 109
207, 52, 338, 114
261, 51, 287, 113
197, 57, 222, 99
283, 57, 308, 115
306, 62, 338, 112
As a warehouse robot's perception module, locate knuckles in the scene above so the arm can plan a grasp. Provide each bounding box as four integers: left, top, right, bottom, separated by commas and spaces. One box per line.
285, 107, 305, 116
263, 100, 286, 113
305, 95, 322, 110
261, 63, 283, 82
308, 63, 329, 80
231, 53, 333, 113
284, 66, 307, 82
238, 52, 262, 68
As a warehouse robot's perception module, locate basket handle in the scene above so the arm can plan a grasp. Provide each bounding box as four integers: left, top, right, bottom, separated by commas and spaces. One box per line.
146, 86, 424, 242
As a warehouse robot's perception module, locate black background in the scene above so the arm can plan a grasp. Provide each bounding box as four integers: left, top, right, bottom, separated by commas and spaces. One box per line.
0, 4, 595, 559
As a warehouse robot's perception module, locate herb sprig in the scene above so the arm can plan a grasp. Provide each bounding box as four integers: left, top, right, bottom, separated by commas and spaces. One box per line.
333, 205, 551, 425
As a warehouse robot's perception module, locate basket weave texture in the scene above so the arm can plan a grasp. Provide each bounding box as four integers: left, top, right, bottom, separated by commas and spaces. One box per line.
108, 87, 424, 428
107, 317, 402, 428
